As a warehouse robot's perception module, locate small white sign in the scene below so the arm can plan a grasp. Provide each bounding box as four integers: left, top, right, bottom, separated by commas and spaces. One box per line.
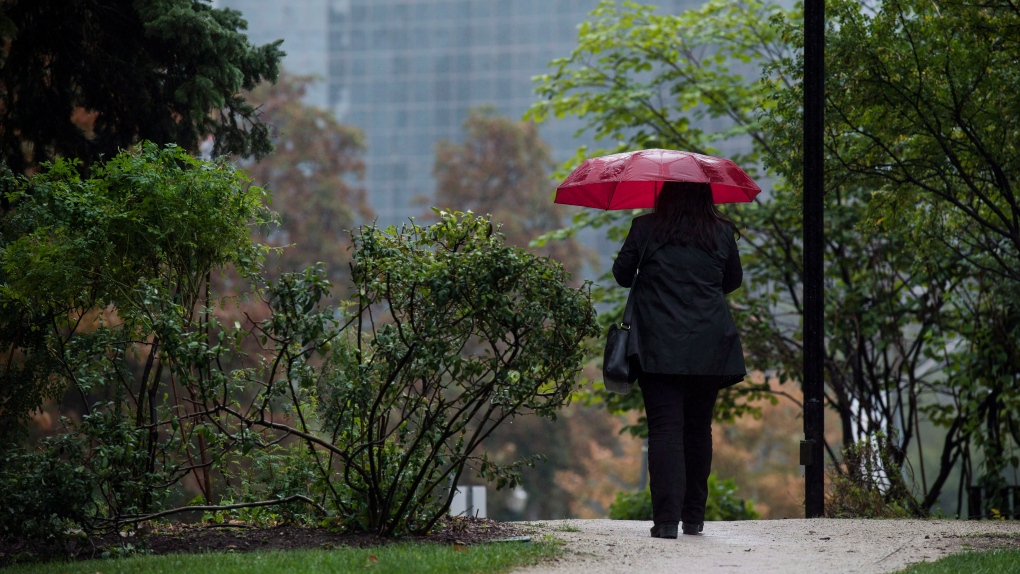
449, 485, 487, 518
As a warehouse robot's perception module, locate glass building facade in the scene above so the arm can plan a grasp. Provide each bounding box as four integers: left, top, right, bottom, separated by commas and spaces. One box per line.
218, 0, 331, 108
221, 0, 698, 227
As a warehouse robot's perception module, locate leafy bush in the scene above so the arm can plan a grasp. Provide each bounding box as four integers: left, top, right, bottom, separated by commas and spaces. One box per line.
217, 442, 326, 526
1, 147, 596, 541
825, 433, 918, 518
0, 443, 93, 541
704, 474, 760, 521
288, 212, 597, 535
608, 474, 759, 521
1, 143, 272, 539
607, 486, 654, 521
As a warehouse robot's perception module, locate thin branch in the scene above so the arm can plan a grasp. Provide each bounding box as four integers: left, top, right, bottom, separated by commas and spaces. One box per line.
110, 495, 327, 526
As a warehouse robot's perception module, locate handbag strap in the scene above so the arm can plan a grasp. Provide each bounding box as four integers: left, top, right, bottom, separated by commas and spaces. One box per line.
621, 236, 661, 329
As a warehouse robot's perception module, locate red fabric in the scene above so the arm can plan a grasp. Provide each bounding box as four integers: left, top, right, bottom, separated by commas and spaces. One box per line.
555, 149, 761, 209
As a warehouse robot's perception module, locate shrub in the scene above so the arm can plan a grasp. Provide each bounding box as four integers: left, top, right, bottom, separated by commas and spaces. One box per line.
309, 211, 598, 535
0, 441, 93, 541
608, 474, 759, 521
825, 433, 918, 518
207, 212, 598, 535
1, 148, 597, 540
1, 143, 272, 538
607, 487, 654, 521
704, 474, 760, 521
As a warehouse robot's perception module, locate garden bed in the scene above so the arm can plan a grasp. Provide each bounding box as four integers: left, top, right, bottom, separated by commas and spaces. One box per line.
0, 517, 523, 568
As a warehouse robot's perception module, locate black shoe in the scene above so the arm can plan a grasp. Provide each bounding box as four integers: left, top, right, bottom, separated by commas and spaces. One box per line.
681, 522, 704, 535
650, 523, 679, 539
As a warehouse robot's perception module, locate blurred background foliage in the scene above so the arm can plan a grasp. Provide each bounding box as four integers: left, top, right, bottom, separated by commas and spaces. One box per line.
237, 74, 372, 293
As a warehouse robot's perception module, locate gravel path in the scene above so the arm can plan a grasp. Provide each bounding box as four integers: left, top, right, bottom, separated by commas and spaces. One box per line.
516, 518, 1020, 573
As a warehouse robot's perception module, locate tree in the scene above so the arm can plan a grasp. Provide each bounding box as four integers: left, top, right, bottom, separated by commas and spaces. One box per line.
781, 0, 1020, 515
818, 0, 1020, 286
0, 0, 283, 177
529, 0, 1020, 516
433, 107, 587, 276
239, 74, 371, 288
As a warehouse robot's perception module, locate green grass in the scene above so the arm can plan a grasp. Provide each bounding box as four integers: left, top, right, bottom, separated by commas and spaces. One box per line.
899, 549, 1020, 573
4, 539, 560, 574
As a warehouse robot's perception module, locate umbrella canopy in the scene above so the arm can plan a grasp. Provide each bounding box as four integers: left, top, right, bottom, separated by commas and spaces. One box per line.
555, 149, 761, 210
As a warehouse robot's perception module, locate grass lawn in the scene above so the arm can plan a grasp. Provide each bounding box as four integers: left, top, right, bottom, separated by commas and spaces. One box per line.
3, 539, 560, 574
899, 548, 1020, 573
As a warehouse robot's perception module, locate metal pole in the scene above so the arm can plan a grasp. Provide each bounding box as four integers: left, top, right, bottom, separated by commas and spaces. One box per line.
802, 0, 826, 518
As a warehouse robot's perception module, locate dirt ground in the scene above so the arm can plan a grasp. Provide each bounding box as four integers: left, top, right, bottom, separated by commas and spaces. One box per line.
0, 516, 524, 568
5, 517, 1018, 572
517, 518, 1020, 574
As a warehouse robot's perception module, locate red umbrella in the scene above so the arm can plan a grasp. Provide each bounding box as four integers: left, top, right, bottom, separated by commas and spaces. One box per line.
555, 149, 761, 210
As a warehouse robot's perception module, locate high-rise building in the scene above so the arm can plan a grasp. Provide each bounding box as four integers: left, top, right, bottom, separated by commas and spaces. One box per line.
217, 0, 331, 108
220, 0, 697, 227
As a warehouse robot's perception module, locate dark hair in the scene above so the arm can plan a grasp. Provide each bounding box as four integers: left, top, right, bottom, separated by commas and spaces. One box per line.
652, 181, 734, 252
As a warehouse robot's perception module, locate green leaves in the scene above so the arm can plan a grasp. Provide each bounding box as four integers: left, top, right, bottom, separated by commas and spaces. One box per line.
0, 0, 284, 174
0, 151, 597, 539
816, 0, 1020, 501
2, 143, 269, 316
315, 211, 598, 535
0, 441, 95, 541
819, 0, 1020, 284
607, 473, 759, 520
530, 0, 798, 436
532, 0, 1018, 517
527, 0, 791, 166
0, 142, 271, 447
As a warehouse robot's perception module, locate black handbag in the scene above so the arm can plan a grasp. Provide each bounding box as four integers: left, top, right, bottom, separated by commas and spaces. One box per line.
603, 238, 659, 395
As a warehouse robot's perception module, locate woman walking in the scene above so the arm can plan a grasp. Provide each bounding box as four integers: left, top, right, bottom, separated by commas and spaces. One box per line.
612, 180, 746, 539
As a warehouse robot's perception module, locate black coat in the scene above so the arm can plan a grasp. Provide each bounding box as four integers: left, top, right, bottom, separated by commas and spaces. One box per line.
612, 213, 746, 379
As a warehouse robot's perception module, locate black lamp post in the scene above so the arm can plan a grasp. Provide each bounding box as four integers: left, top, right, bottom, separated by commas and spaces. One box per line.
802, 0, 826, 518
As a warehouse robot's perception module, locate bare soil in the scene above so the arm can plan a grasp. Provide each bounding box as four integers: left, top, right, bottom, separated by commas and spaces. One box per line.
0, 516, 524, 568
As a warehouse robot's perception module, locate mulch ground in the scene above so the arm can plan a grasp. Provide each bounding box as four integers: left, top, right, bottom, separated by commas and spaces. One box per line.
0, 517, 526, 568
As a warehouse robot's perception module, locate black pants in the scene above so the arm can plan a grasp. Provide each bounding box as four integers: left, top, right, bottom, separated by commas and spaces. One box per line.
639, 373, 720, 526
